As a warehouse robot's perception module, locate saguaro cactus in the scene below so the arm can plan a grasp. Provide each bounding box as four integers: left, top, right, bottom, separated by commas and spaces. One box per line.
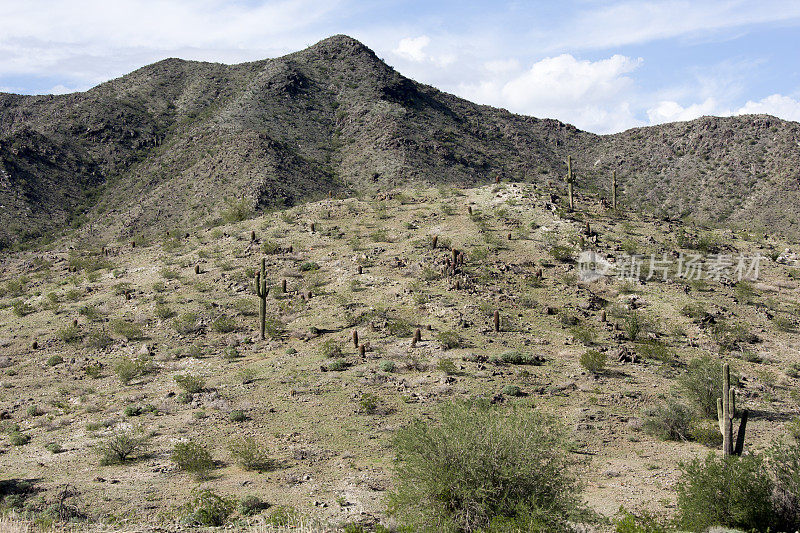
255, 258, 269, 340
612, 170, 618, 210
493, 310, 500, 332
352, 330, 359, 348
566, 155, 575, 211
717, 362, 748, 456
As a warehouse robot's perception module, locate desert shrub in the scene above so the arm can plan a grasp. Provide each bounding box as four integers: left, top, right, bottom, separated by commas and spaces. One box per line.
85, 329, 113, 349
239, 495, 268, 516
211, 316, 236, 333
78, 305, 102, 321
490, 350, 544, 366
767, 440, 800, 529
172, 313, 200, 334
299, 261, 319, 272
46, 355, 64, 367
388, 400, 583, 532
56, 324, 82, 344
614, 508, 670, 533
174, 374, 205, 394
635, 340, 674, 364
679, 356, 739, 418
711, 320, 758, 352
12, 300, 35, 317
387, 318, 413, 337
9, 431, 30, 446
111, 319, 144, 340
773, 315, 797, 333
229, 409, 247, 422
548, 245, 573, 262
228, 436, 272, 471
676, 453, 777, 531
172, 440, 214, 479
501, 385, 523, 397
95, 427, 149, 465
623, 311, 642, 341
580, 350, 607, 374
643, 400, 692, 441
262, 240, 281, 254
570, 325, 595, 345
358, 393, 379, 414
319, 338, 343, 358
262, 316, 285, 339
327, 358, 348, 371
681, 302, 708, 320
379, 360, 396, 373
266, 506, 300, 527
222, 346, 240, 360
154, 303, 175, 320
181, 489, 235, 527
113, 355, 151, 385
436, 330, 461, 350
436, 358, 458, 375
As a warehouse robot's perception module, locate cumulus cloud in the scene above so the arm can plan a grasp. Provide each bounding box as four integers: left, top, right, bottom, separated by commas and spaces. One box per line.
458, 54, 644, 133
646, 97, 727, 124
393, 36, 431, 62
736, 94, 800, 121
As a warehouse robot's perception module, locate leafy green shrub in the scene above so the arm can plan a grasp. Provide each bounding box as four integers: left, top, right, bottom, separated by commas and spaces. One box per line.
436, 358, 458, 375
570, 325, 595, 345
490, 350, 545, 366
387, 318, 413, 337
327, 358, 348, 371
181, 489, 235, 527
46, 355, 64, 367
228, 436, 272, 471
57, 324, 82, 344
388, 400, 582, 532
501, 385, 523, 397
172, 440, 214, 479
229, 409, 247, 422
679, 356, 739, 418
12, 300, 35, 317
643, 400, 692, 441
319, 338, 343, 358
436, 330, 461, 350
548, 245, 573, 262
614, 508, 670, 533
262, 240, 281, 254
358, 393, 379, 414
154, 303, 175, 320
174, 374, 205, 394
111, 319, 144, 340
9, 431, 30, 446
768, 440, 800, 528
239, 495, 268, 516
222, 346, 240, 360
266, 505, 300, 527
676, 453, 777, 532
85, 329, 113, 349
379, 360, 396, 373
172, 313, 200, 334
211, 316, 236, 333
113, 355, 151, 385
95, 427, 149, 465
635, 340, 674, 364
624, 311, 642, 341
580, 350, 607, 374
299, 261, 319, 272
711, 320, 758, 352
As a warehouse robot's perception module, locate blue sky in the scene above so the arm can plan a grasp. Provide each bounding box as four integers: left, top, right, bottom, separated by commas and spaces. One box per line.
1, 0, 798, 133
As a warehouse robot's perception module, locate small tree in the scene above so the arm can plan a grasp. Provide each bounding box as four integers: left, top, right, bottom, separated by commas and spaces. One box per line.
388, 400, 583, 532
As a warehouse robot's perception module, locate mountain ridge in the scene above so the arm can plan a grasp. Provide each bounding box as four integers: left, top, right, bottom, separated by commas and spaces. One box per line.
0, 34, 798, 249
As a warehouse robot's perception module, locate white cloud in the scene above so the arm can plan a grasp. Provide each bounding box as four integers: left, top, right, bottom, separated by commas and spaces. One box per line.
646, 97, 728, 124
393, 36, 431, 62
736, 94, 800, 121
458, 54, 644, 133
483, 59, 519, 74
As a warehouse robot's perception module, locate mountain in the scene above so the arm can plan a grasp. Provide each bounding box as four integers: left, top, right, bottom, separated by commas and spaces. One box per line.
1, 35, 798, 249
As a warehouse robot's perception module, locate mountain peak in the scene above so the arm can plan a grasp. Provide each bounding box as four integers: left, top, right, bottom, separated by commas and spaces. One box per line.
302, 34, 379, 61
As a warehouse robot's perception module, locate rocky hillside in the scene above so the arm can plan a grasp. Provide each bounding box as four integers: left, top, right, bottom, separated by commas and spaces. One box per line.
0, 35, 798, 249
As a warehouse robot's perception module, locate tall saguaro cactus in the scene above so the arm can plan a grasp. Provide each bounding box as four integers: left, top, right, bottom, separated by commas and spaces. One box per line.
612, 170, 618, 210
566, 155, 575, 211
255, 258, 269, 340
717, 362, 748, 456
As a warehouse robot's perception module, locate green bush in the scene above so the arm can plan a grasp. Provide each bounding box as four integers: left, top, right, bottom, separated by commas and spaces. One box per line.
299, 261, 320, 272
172, 313, 200, 334
95, 427, 149, 465
229, 409, 247, 422
327, 358, 348, 371
9, 431, 30, 446
111, 319, 144, 340
676, 453, 777, 531
174, 374, 205, 394
211, 316, 236, 333
436, 358, 458, 375
172, 440, 214, 479
436, 330, 461, 350
319, 338, 343, 358
614, 508, 670, 533
501, 385, 523, 397
768, 440, 800, 529
113, 355, 151, 385
379, 360, 396, 373
388, 400, 583, 532
580, 350, 607, 374
181, 489, 235, 527
490, 350, 544, 366
643, 400, 692, 441
57, 324, 82, 344
679, 356, 739, 418
228, 436, 272, 471
46, 355, 64, 367
11, 300, 35, 317
358, 393, 379, 414
239, 495, 268, 516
